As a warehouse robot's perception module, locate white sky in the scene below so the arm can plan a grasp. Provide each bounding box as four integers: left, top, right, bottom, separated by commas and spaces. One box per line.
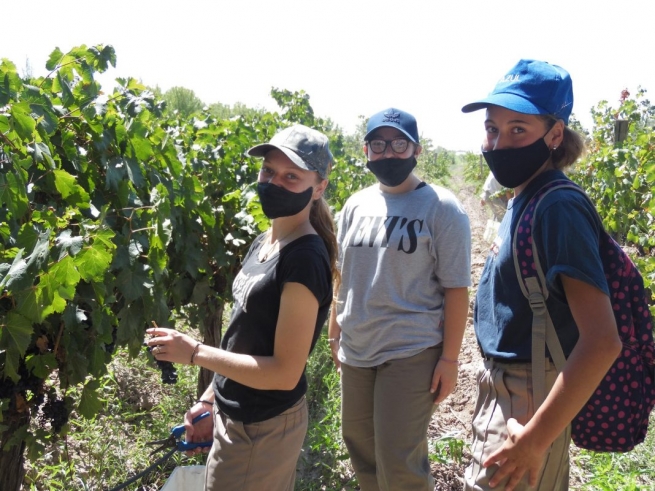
3, 0, 655, 152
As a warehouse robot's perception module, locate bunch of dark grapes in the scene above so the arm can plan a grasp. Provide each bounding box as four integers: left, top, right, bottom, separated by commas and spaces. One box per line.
0, 361, 44, 408
41, 396, 69, 433
146, 346, 178, 384
104, 327, 118, 355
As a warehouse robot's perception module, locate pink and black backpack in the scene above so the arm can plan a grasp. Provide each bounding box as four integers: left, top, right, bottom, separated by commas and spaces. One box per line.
513, 178, 655, 452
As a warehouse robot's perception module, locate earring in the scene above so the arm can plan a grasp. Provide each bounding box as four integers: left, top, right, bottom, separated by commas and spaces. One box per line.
552, 146, 558, 151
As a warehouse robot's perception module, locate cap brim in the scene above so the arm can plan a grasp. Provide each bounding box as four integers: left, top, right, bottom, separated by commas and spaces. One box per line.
247, 143, 311, 172
461, 93, 549, 116
364, 125, 418, 143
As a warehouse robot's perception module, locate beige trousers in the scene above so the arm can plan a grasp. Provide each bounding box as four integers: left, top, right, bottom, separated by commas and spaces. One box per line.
465, 360, 571, 491
341, 346, 442, 491
204, 397, 308, 491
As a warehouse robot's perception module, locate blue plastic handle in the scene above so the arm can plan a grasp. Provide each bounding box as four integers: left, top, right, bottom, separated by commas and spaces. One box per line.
170, 411, 213, 451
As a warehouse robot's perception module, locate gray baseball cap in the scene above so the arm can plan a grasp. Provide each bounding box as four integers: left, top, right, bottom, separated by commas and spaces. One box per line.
247, 124, 333, 179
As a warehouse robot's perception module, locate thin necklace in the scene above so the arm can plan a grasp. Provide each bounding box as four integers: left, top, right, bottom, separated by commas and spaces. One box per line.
260, 224, 301, 261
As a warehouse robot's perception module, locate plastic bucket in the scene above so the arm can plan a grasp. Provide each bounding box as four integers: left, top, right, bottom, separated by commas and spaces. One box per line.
160, 465, 206, 491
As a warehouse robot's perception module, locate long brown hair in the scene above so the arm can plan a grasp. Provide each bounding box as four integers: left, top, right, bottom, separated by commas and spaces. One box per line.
310, 193, 341, 293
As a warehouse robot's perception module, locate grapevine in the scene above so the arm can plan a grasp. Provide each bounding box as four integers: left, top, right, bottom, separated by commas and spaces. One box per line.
0, 44, 372, 490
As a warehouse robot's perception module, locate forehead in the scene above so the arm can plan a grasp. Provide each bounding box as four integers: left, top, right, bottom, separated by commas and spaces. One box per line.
368, 126, 406, 140
485, 105, 543, 125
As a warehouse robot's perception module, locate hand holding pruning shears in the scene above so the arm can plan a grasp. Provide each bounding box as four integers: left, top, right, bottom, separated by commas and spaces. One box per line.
146, 411, 213, 455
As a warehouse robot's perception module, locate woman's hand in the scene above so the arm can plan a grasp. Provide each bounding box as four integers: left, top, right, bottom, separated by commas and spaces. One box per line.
430, 357, 459, 404
184, 401, 214, 456
146, 327, 198, 365
328, 338, 341, 375
483, 418, 546, 490
327, 305, 342, 375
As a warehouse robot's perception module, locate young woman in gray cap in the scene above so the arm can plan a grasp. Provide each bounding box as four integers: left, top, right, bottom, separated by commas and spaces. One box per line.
147, 124, 337, 491
462, 60, 622, 491
328, 108, 472, 490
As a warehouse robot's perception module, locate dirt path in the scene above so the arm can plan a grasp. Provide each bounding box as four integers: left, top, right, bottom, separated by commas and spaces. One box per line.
428, 171, 490, 490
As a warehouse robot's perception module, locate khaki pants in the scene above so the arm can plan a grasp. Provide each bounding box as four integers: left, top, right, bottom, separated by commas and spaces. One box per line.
205, 397, 308, 491
341, 347, 441, 491
465, 360, 571, 491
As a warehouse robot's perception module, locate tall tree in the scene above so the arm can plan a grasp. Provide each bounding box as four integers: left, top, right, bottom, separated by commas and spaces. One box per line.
162, 86, 204, 117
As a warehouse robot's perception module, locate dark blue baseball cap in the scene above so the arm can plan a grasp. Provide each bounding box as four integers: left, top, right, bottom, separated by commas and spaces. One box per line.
461, 59, 574, 124
365, 108, 419, 143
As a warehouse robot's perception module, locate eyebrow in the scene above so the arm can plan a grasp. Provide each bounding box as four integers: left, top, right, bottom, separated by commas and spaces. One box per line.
484, 118, 534, 125
262, 159, 301, 172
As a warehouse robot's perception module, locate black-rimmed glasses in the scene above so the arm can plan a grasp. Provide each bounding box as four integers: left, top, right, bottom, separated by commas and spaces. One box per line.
367, 138, 410, 154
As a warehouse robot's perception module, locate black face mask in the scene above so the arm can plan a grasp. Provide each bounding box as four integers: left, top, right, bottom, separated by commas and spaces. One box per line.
482, 137, 552, 189
256, 182, 313, 219
366, 157, 417, 187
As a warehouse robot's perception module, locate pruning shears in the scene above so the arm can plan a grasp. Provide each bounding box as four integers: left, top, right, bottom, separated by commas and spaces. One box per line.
146, 411, 213, 455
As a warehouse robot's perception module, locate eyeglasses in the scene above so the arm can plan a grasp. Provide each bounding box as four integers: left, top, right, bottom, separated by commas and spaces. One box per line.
367, 138, 410, 154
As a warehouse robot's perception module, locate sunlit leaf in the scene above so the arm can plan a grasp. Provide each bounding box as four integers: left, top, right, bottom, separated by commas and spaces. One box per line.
10, 102, 36, 141
76, 243, 112, 282
45, 47, 64, 71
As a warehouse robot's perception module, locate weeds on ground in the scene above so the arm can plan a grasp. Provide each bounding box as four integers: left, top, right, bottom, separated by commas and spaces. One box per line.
23, 324, 353, 490
429, 432, 466, 466
297, 333, 356, 490
572, 414, 655, 491
23, 345, 202, 491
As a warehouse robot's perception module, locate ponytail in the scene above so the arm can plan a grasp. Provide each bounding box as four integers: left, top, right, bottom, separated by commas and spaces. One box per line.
540, 115, 586, 170
310, 196, 341, 293
552, 127, 586, 169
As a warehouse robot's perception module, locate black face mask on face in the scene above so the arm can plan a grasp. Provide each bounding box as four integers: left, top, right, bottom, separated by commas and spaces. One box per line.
366, 157, 417, 187
256, 182, 313, 219
482, 136, 552, 189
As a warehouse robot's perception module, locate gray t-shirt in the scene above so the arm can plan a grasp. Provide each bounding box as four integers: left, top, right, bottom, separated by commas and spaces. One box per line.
335, 183, 471, 367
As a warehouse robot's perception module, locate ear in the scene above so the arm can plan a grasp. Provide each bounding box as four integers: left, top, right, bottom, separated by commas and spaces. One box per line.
414, 144, 423, 157
362, 143, 369, 158
547, 120, 565, 149
313, 179, 328, 200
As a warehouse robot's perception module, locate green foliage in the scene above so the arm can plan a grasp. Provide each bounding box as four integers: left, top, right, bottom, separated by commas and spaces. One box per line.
0, 45, 370, 478
161, 86, 205, 118
416, 137, 454, 186
298, 333, 352, 490
23, 345, 203, 491
207, 101, 265, 121
569, 89, 655, 306
429, 432, 466, 465
461, 151, 487, 191
573, 417, 655, 491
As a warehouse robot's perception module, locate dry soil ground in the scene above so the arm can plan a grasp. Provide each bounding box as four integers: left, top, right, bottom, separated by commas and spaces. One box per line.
427, 176, 489, 490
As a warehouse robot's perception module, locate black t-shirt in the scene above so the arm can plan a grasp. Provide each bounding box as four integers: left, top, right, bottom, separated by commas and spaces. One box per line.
213, 233, 332, 423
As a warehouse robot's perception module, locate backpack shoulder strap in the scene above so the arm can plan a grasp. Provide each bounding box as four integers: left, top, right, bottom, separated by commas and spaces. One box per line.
513, 179, 575, 407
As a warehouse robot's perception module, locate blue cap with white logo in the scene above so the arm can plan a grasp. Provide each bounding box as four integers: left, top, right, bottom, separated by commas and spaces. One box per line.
365, 108, 419, 143
461, 59, 574, 124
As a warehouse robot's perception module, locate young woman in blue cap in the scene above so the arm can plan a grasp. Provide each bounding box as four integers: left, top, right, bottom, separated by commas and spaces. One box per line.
147, 124, 337, 491
328, 108, 472, 490
461, 60, 622, 490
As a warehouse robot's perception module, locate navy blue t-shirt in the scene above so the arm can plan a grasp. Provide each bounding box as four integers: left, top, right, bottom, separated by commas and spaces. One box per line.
213, 233, 332, 423
475, 170, 609, 360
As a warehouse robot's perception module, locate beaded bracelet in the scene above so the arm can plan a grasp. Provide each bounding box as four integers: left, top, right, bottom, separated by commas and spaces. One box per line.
197, 399, 213, 407
190, 342, 202, 364
327, 338, 339, 344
